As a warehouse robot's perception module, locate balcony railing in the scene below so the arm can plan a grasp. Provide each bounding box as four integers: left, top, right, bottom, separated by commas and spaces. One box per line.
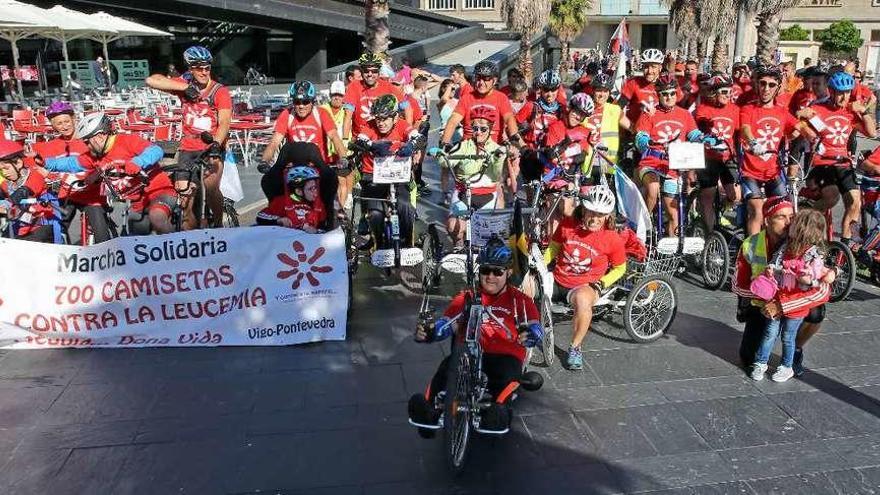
638, 0, 668, 15
599, 0, 669, 15
600, 0, 630, 16
428, 0, 456, 10
464, 0, 494, 9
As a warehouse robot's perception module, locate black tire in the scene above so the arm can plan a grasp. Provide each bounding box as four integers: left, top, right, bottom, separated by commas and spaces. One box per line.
443, 338, 472, 476
421, 224, 442, 292
686, 218, 709, 269
701, 231, 730, 290
539, 295, 554, 366
623, 276, 677, 343
827, 240, 855, 302
222, 199, 239, 228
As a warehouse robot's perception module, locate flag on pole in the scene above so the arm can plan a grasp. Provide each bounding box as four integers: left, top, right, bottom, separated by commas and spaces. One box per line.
607, 18, 630, 97
613, 166, 651, 243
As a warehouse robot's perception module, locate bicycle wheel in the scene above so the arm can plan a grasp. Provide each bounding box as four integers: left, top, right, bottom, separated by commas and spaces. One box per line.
623, 276, 677, 343
685, 218, 708, 269
420, 224, 441, 292
701, 231, 729, 290
827, 240, 855, 302
222, 198, 239, 228
539, 295, 555, 366
443, 339, 472, 475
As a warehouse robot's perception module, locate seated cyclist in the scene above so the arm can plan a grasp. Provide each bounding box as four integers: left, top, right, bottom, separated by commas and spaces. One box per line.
0, 140, 62, 243
544, 185, 626, 370
352, 94, 420, 250
436, 106, 505, 250
75, 113, 176, 235
256, 166, 325, 233
408, 237, 543, 435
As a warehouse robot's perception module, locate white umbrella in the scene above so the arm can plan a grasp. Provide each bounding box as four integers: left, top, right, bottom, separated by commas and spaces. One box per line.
0, 0, 57, 95
89, 11, 171, 66
45, 5, 118, 63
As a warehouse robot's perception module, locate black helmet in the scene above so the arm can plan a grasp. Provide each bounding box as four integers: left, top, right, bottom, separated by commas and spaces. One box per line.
370, 94, 399, 119
473, 60, 499, 79
358, 51, 384, 69
655, 72, 678, 91
478, 235, 512, 268
754, 64, 782, 82
591, 73, 614, 90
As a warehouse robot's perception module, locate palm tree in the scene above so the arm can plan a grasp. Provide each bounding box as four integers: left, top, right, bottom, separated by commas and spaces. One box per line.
740, 0, 801, 64
363, 0, 391, 55
698, 0, 737, 70
501, 0, 552, 81
549, 0, 591, 74
665, 0, 701, 59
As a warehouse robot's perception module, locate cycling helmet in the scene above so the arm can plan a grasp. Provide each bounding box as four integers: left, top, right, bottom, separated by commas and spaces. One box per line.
473, 60, 499, 79
370, 94, 399, 118
709, 73, 733, 89
755, 64, 782, 82
286, 165, 320, 189
358, 51, 384, 69
568, 93, 595, 116
289, 81, 317, 102
697, 73, 712, 87
75, 112, 112, 140
641, 48, 665, 65
478, 236, 512, 268
469, 105, 498, 123
828, 71, 855, 92
537, 69, 561, 90
655, 73, 678, 91
511, 79, 529, 93
581, 184, 615, 214
0, 139, 24, 161
183, 46, 213, 66
45, 101, 74, 119
746, 56, 759, 70
732, 61, 748, 71
585, 61, 600, 76
813, 62, 830, 76
591, 72, 614, 90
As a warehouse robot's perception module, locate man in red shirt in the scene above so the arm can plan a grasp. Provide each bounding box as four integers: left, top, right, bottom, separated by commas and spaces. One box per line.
145, 45, 231, 230
498, 67, 524, 96
262, 81, 345, 166
676, 59, 700, 109
449, 64, 472, 98
799, 70, 876, 242
739, 65, 809, 235
618, 48, 665, 130
441, 61, 519, 148
730, 62, 751, 104
694, 73, 741, 231
342, 52, 410, 139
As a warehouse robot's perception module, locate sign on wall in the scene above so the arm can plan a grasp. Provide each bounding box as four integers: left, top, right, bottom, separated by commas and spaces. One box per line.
60, 60, 150, 90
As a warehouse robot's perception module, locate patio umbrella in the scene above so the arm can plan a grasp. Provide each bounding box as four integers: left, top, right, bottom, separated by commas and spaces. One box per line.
0, 0, 56, 96
88, 11, 172, 66
45, 5, 118, 63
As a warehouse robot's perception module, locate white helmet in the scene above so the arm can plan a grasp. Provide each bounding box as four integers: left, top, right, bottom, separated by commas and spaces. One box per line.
75, 112, 112, 140
641, 48, 665, 65
330, 80, 346, 96
581, 185, 615, 215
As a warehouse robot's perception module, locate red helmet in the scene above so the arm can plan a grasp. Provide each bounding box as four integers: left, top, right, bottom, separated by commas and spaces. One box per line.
469, 105, 498, 123
655, 72, 678, 91
0, 139, 24, 161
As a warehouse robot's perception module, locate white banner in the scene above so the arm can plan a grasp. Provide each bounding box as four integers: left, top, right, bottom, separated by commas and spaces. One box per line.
0, 227, 349, 349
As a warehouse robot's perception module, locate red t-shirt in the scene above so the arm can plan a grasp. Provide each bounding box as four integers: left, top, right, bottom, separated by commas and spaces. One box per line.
343, 79, 405, 135
454, 89, 514, 143
358, 120, 413, 174
634, 105, 698, 174
544, 120, 593, 171
809, 101, 861, 167
739, 103, 798, 181
273, 107, 338, 163
854, 81, 873, 104
512, 100, 535, 127
694, 102, 740, 162
79, 134, 174, 201
407, 95, 424, 124
788, 88, 816, 115
620, 76, 658, 125
172, 78, 232, 152
551, 218, 626, 289
443, 286, 538, 362
32, 138, 99, 205
524, 105, 565, 147
258, 193, 326, 230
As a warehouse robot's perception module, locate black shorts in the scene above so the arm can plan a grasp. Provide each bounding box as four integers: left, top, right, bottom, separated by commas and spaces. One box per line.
741, 176, 786, 200
697, 159, 738, 188
807, 166, 859, 194
173, 149, 222, 184
551, 281, 591, 304
429, 353, 522, 403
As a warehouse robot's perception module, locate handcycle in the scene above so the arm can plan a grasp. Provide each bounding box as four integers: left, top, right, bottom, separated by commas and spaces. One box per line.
0, 197, 63, 242
410, 232, 544, 475
166, 137, 240, 231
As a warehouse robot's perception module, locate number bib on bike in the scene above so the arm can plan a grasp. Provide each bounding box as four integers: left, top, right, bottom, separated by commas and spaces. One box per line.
810, 102, 860, 167
174, 79, 232, 152
635, 105, 697, 175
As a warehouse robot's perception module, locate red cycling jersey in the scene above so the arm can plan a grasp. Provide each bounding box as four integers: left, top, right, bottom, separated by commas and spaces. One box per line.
739, 102, 798, 181
809, 101, 863, 167
454, 89, 513, 143
694, 102, 740, 162
0, 159, 55, 238
357, 120, 413, 174
257, 192, 326, 230
551, 218, 627, 289
273, 107, 338, 163
543, 120, 593, 171
788, 88, 816, 115
343, 79, 405, 136
171, 78, 232, 152
635, 105, 698, 175
524, 104, 565, 148
620, 76, 658, 125
443, 285, 539, 362
32, 137, 100, 205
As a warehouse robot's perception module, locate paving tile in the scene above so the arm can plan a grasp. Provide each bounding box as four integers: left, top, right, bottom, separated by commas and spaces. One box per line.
825, 433, 880, 468
18, 419, 139, 451
48, 445, 137, 494
568, 383, 670, 412
720, 440, 849, 480
40, 382, 158, 425
656, 376, 761, 403
584, 347, 696, 385
245, 406, 359, 436
823, 365, 880, 388
824, 466, 880, 494
521, 412, 596, 466
745, 472, 840, 495
608, 451, 736, 493
640, 481, 755, 494
673, 396, 809, 449
767, 391, 873, 439
0, 383, 65, 427
0, 445, 71, 495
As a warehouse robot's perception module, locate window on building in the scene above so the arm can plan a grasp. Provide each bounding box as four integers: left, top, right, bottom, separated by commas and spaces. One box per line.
464, 0, 494, 9
600, 0, 631, 16
428, 0, 456, 9
641, 24, 667, 49
872, 29, 880, 42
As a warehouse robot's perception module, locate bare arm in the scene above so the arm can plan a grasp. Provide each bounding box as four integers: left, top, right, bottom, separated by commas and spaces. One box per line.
215, 108, 231, 146
146, 74, 187, 93
441, 112, 464, 145
343, 109, 354, 142
328, 129, 346, 162
619, 113, 632, 132
261, 132, 286, 163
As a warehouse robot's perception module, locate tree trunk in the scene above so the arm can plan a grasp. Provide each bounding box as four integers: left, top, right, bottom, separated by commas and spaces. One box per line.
755, 10, 783, 65
559, 39, 571, 74
696, 37, 707, 65
363, 0, 391, 54
519, 32, 534, 82
711, 33, 729, 72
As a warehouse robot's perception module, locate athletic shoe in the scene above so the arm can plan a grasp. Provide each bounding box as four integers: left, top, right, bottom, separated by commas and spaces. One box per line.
480, 403, 511, 432
771, 366, 794, 382
749, 362, 768, 381
793, 348, 805, 377
566, 346, 583, 370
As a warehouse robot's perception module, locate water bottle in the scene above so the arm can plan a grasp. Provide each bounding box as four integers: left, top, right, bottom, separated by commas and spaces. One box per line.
415, 309, 434, 342
264, 109, 271, 124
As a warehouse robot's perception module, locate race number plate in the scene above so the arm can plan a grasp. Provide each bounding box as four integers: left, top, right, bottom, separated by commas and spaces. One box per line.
668, 142, 705, 170
372, 156, 413, 184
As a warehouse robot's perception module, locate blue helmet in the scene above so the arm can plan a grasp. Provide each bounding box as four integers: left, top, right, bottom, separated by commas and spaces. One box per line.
183, 46, 213, 66
828, 71, 855, 92
537, 70, 561, 90
478, 236, 512, 268
289, 81, 317, 102
286, 165, 320, 188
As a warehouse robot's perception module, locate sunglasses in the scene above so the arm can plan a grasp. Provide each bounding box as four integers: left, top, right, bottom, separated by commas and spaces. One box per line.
476, 76, 495, 82
471, 124, 490, 133
362, 68, 380, 74
658, 90, 677, 97
758, 81, 779, 88
189, 65, 211, 72
292, 100, 314, 106
479, 266, 506, 276
715, 88, 732, 96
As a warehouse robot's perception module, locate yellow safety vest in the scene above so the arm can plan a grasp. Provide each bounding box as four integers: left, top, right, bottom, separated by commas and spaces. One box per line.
321, 104, 346, 158
582, 103, 621, 175
741, 230, 770, 307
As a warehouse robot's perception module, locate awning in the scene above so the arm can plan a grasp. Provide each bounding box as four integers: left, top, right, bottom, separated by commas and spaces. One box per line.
44, 5, 119, 63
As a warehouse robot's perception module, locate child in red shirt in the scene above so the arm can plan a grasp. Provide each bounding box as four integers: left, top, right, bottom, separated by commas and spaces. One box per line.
257, 166, 325, 232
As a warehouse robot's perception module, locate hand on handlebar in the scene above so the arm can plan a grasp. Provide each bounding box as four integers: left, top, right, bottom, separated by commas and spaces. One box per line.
517, 322, 543, 348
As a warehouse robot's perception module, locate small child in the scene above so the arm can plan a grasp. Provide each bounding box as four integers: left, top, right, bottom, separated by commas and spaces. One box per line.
750, 209, 834, 382
256, 165, 325, 233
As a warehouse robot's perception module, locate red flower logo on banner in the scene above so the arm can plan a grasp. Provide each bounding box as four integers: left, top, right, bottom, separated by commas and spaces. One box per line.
276, 241, 333, 289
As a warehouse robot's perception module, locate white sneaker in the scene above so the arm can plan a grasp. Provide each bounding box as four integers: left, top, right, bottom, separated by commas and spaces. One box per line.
771, 366, 795, 382
749, 362, 768, 381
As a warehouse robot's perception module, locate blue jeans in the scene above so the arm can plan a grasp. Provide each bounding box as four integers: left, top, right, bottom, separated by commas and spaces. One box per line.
755, 317, 803, 367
